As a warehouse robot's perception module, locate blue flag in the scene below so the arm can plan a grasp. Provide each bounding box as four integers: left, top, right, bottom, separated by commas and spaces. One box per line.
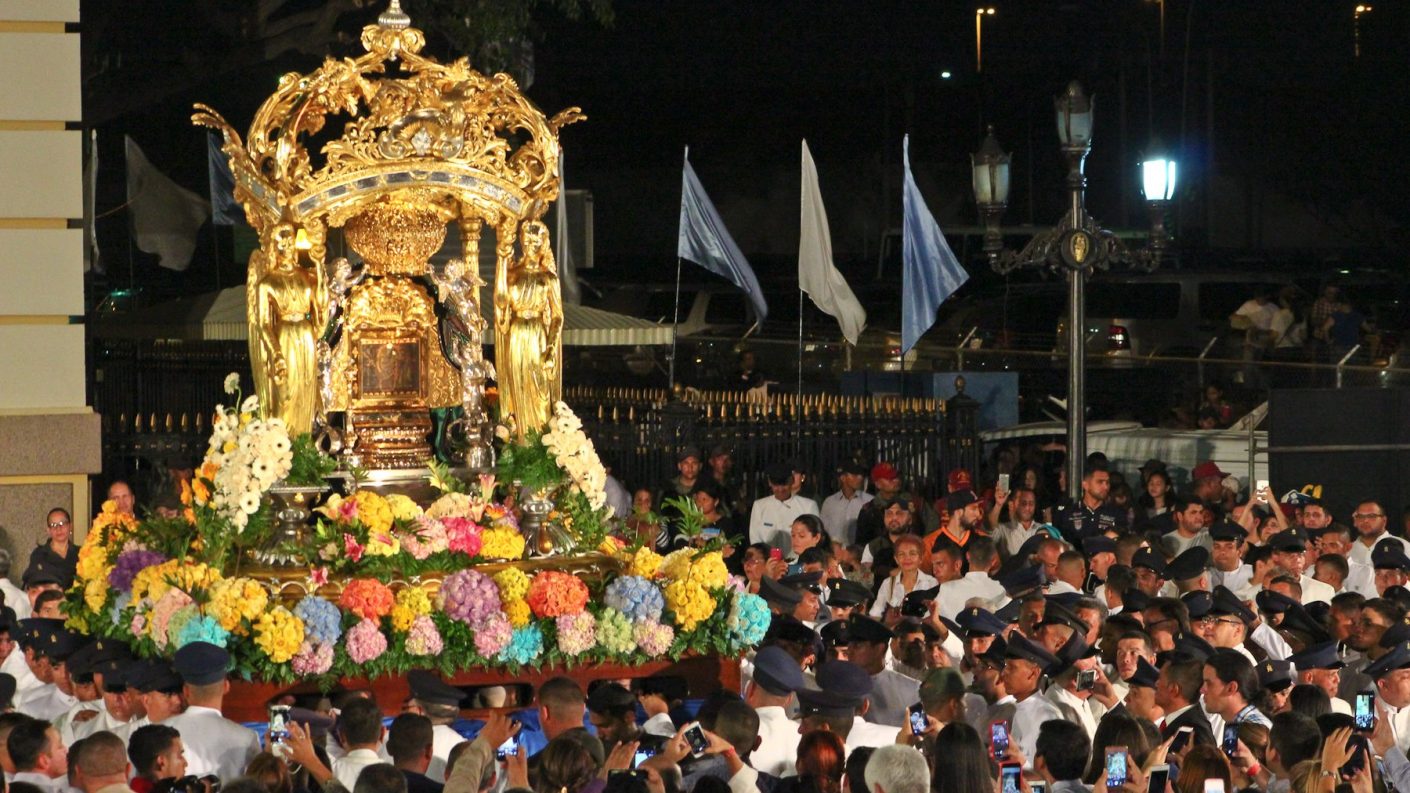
206, 132, 243, 226
901, 135, 968, 354
677, 150, 768, 324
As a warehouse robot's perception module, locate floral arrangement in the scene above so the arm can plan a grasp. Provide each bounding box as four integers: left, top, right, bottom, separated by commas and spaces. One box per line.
60, 377, 770, 684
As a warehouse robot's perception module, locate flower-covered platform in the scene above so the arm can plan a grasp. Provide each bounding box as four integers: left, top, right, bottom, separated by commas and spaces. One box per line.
66, 379, 771, 717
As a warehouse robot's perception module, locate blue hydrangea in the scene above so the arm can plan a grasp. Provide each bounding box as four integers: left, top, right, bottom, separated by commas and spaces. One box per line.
729, 593, 770, 646
294, 595, 343, 645
174, 614, 230, 649
108, 592, 132, 627
603, 575, 665, 622
499, 625, 544, 666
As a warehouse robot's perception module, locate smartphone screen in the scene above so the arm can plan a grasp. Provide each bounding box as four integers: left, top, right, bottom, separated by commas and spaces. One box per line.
684, 722, 709, 756
1001, 764, 1022, 793
1083, 572, 1101, 593
496, 736, 518, 760
1221, 725, 1239, 758
1256, 480, 1269, 500
1203, 781, 1226, 793
908, 702, 927, 736
1355, 692, 1375, 731
1031, 783, 1048, 793
701, 527, 722, 538
1077, 669, 1097, 691
1147, 765, 1170, 793
633, 746, 657, 768
999, 473, 1011, 492
1169, 727, 1193, 756
991, 721, 1010, 757
267, 705, 290, 743
1106, 747, 1129, 791
769, 548, 783, 562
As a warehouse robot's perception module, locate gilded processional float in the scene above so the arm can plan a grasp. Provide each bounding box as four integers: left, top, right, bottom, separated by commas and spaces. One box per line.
66, 2, 766, 707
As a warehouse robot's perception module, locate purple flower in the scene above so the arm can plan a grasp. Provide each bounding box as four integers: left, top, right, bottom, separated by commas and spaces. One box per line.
108, 550, 167, 592
438, 569, 502, 625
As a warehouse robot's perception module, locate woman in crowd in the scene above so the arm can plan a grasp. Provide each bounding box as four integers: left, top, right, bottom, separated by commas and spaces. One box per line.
787, 516, 826, 575
870, 534, 938, 625
1173, 746, 1232, 793
1137, 470, 1173, 526
930, 724, 993, 793
777, 730, 845, 793
1085, 711, 1157, 785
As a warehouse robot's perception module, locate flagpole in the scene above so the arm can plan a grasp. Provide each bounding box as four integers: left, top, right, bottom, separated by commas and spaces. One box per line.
669, 255, 683, 391
797, 288, 804, 400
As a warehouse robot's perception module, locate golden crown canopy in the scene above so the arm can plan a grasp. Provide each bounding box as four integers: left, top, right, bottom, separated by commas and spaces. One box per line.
192, 1, 584, 238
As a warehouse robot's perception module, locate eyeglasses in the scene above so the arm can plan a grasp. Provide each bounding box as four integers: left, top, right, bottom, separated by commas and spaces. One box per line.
46, 520, 69, 528
1213, 618, 1244, 627
1353, 513, 1386, 520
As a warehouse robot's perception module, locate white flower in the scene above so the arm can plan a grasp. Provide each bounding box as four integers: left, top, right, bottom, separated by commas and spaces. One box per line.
224, 373, 240, 394
494, 425, 511, 442
240, 395, 260, 415
239, 491, 262, 515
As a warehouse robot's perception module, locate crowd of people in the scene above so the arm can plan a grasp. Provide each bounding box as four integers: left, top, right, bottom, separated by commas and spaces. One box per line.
4, 453, 1410, 793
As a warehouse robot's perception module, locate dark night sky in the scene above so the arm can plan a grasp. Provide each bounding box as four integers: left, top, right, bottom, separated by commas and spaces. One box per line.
85, 0, 1409, 318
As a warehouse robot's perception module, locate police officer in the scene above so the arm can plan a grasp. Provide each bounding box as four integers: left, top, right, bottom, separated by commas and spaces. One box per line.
1052, 462, 1127, 545
745, 646, 804, 777
796, 660, 896, 751
406, 670, 470, 782
845, 615, 919, 729
164, 641, 261, 780
825, 578, 872, 622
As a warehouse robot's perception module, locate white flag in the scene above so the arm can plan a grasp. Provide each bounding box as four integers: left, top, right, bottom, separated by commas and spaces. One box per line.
125, 135, 210, 271
799, 140, 866, 345
84, 130, 101, 273
555, 154, 582, 306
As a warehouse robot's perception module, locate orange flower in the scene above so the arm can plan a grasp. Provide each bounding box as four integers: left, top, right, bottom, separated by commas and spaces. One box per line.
525, 571, 589, 618
339, 578, 395, 621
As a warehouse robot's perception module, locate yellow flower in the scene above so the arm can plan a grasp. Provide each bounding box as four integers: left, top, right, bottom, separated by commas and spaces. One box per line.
131, 561, 222, 602
664, 579, 716, 632
206, 577, 270, 634
686, 552, 729, 590
493, 568, 530, 602
351, 491, 393, 534
391, 587, 432, 631
253, 606, 305, 663
629, 547, 664, 579
597, 536, 625, 555
84, 574, 111, 612
364, 533, 401, 557
385, 494, 423, 522
76, 543, 110, 584
504, 598, 531, 627
480, 527, 525, 560
658, 548, 694, 581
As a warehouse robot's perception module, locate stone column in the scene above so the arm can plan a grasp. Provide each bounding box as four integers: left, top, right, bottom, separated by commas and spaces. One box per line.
0, 0, 101, 578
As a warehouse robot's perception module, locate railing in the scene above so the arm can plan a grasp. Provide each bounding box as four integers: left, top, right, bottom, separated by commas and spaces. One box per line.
564, 387, 978, 502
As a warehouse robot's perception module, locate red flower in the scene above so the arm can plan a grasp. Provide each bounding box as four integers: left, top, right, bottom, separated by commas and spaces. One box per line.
525, 571, 590, 618
339, 578, 394, 621
343, 533, 365, 563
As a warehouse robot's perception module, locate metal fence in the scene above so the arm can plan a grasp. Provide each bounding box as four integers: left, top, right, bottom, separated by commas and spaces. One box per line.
564, 387, 978, 503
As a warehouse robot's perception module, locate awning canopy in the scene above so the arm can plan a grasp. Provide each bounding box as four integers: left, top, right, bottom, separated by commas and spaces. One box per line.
92, 286, 673, 347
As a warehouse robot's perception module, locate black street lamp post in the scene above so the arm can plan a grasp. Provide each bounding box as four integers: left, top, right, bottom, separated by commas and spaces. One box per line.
972, 81, 1176, 500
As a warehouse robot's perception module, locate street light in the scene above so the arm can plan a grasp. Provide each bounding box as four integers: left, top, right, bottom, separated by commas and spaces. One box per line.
975, 7, 996, 73
972, 80, 1174, 499
1355, 4, 1373, 58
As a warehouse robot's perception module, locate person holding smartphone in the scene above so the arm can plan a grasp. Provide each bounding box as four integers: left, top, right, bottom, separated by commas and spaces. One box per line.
1201, 653, 1272, 731
1032, 721, 1094, 793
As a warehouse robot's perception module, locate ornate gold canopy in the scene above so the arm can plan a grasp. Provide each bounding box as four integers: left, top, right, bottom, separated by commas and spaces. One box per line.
193, 1, 583, 453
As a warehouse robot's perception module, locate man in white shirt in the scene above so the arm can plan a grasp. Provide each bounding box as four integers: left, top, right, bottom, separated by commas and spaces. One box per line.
797, 660, 898, 753
1372, 540, 1410, 597
1287, 641, 1352, 715
0, 551, 30, 621
1000, 635, 1063, 768
162, 642, 261, 781
406, 670, 474, 781
7, 718, 71, 792
937, 538, 1005, 619
743, 646, 805, 776
990, 489, 1046, 559
1163, 497, 1213, 557
330, 697, 387, 791
1268, 530, 1335, 605
749, 463, 819, 553
819, 462, 873, 546
1347, 501, 1410, 565
1209, 521, 1254, 594
1365, 640, 1410, 754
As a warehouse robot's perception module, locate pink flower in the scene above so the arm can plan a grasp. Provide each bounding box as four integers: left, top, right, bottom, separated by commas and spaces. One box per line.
291, 641, 334, 675
343, 533, 364, 563
339, 498, 359, 522
473, 613, 512, 657
345, 618, 388, 663
442, 517, 483, 556
405, 616, 444, 656
310, 567, 329, 587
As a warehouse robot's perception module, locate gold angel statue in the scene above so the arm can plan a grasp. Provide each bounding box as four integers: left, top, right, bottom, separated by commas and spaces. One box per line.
248, 223, 328, 432
495, 221, 562, 439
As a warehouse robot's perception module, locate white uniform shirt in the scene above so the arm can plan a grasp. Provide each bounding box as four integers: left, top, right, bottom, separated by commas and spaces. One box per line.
820, 490, 873, 545
1211, 565, 1255, 598
427, 723, 465, 782
863, 669, 921, 728
1300, 574, 1336, 605
1346, 560, 1377, 598
752, 705, 801, 777
749, 495, 820, 552
19, 684, 74, 721
936, 570, 1003, 620
1011, 693, 1063, 769
163, 704, 261, 781
1350, 535, 1410, 566
56, 697, 104, 745
1046, 685, 1105, 740
2, 651, 42, 707
846, 716, 898, 752
991, 521, 1045, 559
0, 580, 30, 620
333, 747, 383, 791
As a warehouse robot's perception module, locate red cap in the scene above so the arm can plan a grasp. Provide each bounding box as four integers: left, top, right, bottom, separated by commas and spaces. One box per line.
947, 468, 973, 491
1192, 461, 1228, 481
871, 462, 899, 482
